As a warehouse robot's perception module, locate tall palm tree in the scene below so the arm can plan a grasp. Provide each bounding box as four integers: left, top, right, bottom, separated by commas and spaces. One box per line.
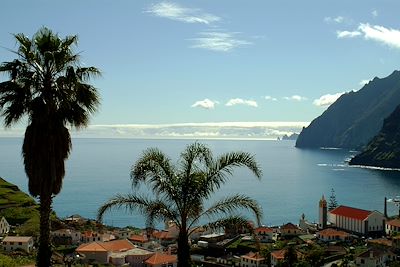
0, 27, 100, 266
98, 142, 262, 267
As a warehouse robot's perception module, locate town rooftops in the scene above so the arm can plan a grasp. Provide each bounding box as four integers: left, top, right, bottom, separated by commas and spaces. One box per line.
357, 248, 395, 259
76, 239, 135, 253
2, 236, 32, 243
387, 218, 400, 227
129, 234, 148, 243
281, 223, 299, 230
241, 251, 265, 260
329, 205, 371, 220
255, 227, 274, 233
317, 228, 350, 237
144, 253, 177, 265
271, 249, 286, 260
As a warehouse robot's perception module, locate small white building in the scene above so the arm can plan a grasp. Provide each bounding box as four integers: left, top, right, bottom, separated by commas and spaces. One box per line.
328, 205, 385, 235
240, 252, 267, 267
280, 223, 301, 237
270, 250, 285, 267
385, 218, 400, 236
316, 228, 351, 242
2, 236, 34, 253
254, 226, 274, 242
52, 229, 81, 245
80, 231, 115, 243
355, 248, 395, 267
0, 217, 10, 235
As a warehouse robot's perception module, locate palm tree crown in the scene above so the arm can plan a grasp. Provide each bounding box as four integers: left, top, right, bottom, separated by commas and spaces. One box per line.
0, 27, 100, 266
98, 142, 262, 267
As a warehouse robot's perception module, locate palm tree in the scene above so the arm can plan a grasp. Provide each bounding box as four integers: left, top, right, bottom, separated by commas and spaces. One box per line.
98, 142, 263, 267
0, 27, 100, 266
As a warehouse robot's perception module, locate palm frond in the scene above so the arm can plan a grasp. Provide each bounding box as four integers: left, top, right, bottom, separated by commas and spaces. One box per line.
199, 215, 254, 235
189, 194, 262, 229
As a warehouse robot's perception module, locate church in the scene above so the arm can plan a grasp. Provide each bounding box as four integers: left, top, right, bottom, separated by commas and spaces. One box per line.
319, 195, 385, 236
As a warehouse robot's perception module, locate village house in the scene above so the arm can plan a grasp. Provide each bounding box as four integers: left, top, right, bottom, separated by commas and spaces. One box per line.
355, 247, 395, 267
316, 228, 351, 242
80, 230, 115, 243
280, 223, 301, 237
323, 203, 385, 236
144, 252, 177, 267
254, 226, 274, 242
76, 239, 154, 265
129, 234, 149, 247
385, 218, 400, 235
1, 236, 34, 253
270, 249, 285, 267
52, 228, 81, 245
113, 228, 132, 240
0, 217, 10, 235
240, 251, 267, 267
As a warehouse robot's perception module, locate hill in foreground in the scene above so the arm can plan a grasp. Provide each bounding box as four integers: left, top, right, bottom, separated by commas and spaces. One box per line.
296, 70, 400, 149
349, 104, 400, 169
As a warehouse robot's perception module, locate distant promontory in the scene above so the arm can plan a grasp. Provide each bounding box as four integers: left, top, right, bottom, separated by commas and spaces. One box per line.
296, 70, 400, 149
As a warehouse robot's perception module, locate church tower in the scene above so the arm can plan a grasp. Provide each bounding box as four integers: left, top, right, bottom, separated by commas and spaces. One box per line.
319, 195, 327, 229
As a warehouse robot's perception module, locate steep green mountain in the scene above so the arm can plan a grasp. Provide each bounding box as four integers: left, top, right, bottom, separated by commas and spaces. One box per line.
296, 70, 400, 149
349, 104, 400, 168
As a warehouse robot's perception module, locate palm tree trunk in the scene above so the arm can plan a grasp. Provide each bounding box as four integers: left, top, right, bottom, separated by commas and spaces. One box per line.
37, 192, 52, 267
177, 229, 191, 267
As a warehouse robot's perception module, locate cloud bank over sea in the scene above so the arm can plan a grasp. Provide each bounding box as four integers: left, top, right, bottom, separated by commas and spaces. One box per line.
0, 122, 309, 140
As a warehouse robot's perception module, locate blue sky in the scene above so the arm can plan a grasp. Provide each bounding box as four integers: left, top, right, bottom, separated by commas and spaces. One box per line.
1, 0, 400, 138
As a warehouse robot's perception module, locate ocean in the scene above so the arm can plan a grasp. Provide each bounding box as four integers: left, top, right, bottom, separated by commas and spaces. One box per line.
1, 137, 400, 228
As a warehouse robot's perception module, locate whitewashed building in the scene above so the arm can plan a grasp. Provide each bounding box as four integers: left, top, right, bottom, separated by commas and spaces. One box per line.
2, 236, 34, 253
385, 218, 400, 235
254, 227, 274, 242
52, 229, 81, 245
328, 205, 385, 235
240, 252, 267, 267
355, 248, 395, 267
0, 217, 10, 235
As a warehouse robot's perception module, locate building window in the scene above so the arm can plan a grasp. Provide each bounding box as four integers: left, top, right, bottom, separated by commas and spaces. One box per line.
19, 242, 22, 245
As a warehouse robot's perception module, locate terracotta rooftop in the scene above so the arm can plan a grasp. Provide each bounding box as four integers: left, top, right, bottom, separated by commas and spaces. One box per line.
271, 249, 286, 260
281, 223, 299, 230
242, 252, 265, 260
329, 205, 371, 220
76, 239, 135, 253
144, 253, 177, 265
387, 219, 400, 228
153, 230, 175, 240
255, 227, 274, 233
129, 234, 148, 243
357, 248, 394, 258
317, 228, 350, 237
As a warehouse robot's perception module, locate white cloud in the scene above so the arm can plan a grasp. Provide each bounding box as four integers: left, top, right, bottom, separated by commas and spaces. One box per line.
191, 98, 218, 109
313, 92, 345, 107
264, 96, 278, 101
372, 10, 378, 18
225, 98, 258, 107
190, 31, 251, 52
359, 79, 371, 86
324, 16, 344, 24
337, 30, 362, 38
358, 23, 400, 49
145, 2, 220, 24
283, 95, 307, 101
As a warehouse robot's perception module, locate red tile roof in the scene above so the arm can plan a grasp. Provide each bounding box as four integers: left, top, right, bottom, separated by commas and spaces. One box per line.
144, 253, 177, 265
255, 227, 274, 233
242, 252, 265, 260
271, 249, 286, 260
317, 228, 350, 237
129, 234, 148, 243
281, 223, 298, 230
76, 239, 135, 253
387, 219, 400, 227
329, 205, 371, 220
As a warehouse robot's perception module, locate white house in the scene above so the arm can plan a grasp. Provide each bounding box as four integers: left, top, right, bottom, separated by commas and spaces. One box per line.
76, 239, 154, 265
2, 236, 34, 253
0, 217, 10, 235
270, 250, 285, 267
254, 227, 274, 242
328, 205, 385, 235
240, 252, 267, 267
80, 231, 115, 243
280, 223, 301, 237
52, 229, 81, 245
316, 228, 351, 242
355, 248, 395, 267
385, 218, 400, 235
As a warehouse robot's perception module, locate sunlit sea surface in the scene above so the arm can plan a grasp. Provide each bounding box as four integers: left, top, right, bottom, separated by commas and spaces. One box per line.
1, 138, 400, 228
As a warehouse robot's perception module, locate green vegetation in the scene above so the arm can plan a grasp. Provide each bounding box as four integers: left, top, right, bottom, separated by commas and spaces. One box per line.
98, 142, 263, 267
0, 27, 101, 266
0, 253, 35, 267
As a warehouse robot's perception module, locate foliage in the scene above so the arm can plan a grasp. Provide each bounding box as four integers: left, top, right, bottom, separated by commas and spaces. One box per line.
328, 188, 338, 211
0, 27, 100, 267
98, 142, 262, 267
283, 245, 297, 267
0, 253, 35, 267
304, 246, 324, 266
